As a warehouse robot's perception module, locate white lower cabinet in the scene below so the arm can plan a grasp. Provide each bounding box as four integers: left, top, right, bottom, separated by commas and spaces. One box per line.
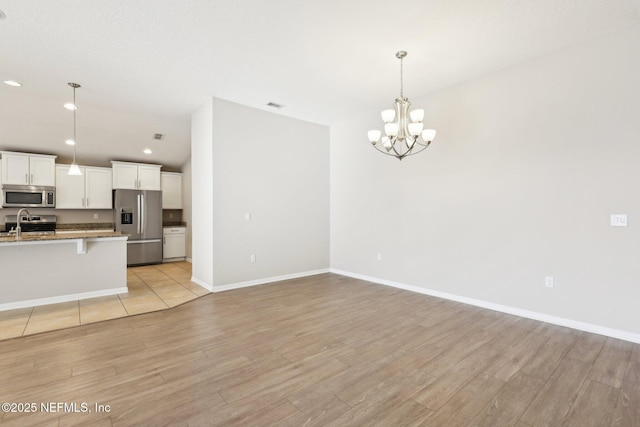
163, 227, 186, 260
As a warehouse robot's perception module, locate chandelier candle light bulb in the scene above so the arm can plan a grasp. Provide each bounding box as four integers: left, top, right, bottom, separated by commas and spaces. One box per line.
368, 51, 437, 160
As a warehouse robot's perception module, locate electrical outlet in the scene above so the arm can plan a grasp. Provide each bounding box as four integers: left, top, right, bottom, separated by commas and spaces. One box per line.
610, 214, 628, 227
545, 276, 554, 288
245, 213, 252, 221
93, 213, 99, 219
250, 254, 256, 263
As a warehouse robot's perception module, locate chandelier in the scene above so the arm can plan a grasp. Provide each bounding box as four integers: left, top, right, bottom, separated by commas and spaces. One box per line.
367, 51, 436, 160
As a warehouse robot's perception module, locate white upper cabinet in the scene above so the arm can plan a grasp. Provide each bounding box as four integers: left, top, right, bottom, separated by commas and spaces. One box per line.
137, 164, 161, 190
161, 172, 182, 209
111, 161, 161, 190
85, 167, 113, 208
111, 162, 138, 189
1, 151, 56, 186
56, 165, 113, 209
55, 165, 85, 208
30, 156, 56, 186
3, 153, 30, 184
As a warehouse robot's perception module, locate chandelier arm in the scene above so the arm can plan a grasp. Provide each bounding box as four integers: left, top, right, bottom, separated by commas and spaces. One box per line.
373, 140, 419, 161
401, 143, 429, 158
387, 138, 404, 158
373, 143, 404, 159
414, 140, 433, 148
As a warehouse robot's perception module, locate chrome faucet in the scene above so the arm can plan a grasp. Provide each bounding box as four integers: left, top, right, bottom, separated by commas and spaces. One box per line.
16, 208, 31, 239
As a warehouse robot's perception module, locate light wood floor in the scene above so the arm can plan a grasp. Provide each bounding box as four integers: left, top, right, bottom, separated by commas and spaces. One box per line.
0, 273, 638, 426
0, 261, 208, 340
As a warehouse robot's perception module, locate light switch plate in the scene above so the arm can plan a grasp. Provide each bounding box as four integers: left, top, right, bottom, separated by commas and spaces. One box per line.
610, 214, 628, 227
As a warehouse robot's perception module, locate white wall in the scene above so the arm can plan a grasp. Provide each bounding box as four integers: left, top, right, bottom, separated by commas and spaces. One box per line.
330, 25, 640, 337
0, 237, 127, 310
192, 98, 329, 288
181, 156, 192, 259
191, 99, 214, 287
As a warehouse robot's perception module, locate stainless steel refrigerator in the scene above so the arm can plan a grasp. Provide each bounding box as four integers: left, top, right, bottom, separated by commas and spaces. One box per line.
114, 189, 163, 266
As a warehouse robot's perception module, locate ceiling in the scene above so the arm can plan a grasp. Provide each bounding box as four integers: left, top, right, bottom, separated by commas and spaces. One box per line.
1, 1, 639, 170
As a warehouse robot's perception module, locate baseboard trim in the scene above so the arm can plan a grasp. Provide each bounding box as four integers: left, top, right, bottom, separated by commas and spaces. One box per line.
330, 268, 640, 344
0, 287, 129, 313
210, 269, 331, 293
190, 276, 213, 292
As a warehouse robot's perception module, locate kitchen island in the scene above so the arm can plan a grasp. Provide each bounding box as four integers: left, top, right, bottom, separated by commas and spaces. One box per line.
0, 231, 129, 311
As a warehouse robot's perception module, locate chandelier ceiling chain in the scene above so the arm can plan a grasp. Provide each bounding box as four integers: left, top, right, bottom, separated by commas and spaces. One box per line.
398, 51, 405, 99
367, 51, 437, 160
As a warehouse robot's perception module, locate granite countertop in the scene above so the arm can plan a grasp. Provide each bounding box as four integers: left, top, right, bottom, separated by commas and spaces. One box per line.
56, 223, 115, 231
0, 231, 128, 244
163, 222, 187, 227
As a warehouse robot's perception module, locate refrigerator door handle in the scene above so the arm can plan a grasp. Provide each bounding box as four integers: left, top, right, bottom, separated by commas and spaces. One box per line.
127, 239, 162, 244
140, 193, 145, 235
136, 194, 141, 234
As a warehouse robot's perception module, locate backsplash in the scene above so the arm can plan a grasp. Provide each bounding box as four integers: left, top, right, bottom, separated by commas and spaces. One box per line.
1, 208, 114, 224
2, 208, 184, 228
162, 209, 183, 225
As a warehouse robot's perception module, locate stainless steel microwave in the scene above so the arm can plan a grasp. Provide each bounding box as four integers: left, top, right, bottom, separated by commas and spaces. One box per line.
1, 184, 56, 208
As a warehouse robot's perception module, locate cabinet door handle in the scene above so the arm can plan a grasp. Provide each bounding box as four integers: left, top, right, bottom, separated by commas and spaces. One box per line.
86, 198, 89, 207
25, 173, 28, 183
31, 174, 34, 183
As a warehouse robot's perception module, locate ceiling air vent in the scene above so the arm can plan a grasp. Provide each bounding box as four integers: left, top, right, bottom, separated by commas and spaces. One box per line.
153, 133, 165, 140
266, 102, 283, 109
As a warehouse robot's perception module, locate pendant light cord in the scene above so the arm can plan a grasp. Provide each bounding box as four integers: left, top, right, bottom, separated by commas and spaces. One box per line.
72, 85, 77, 163
73, 86, 77, 143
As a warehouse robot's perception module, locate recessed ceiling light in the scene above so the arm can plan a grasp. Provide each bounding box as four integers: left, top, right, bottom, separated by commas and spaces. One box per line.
64, 102, 77, 110
4, 80, 22, 87
65, 139, 76, 146
143, 148, 152, 154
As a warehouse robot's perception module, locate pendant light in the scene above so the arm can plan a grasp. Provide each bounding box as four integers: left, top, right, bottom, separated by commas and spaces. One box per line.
66, 82, 82, 176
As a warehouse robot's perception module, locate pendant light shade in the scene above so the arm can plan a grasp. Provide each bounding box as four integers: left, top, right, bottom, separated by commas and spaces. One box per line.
68, 163, 82, 176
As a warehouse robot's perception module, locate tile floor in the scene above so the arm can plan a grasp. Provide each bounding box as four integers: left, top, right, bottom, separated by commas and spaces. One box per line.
0, 261, 209, 341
